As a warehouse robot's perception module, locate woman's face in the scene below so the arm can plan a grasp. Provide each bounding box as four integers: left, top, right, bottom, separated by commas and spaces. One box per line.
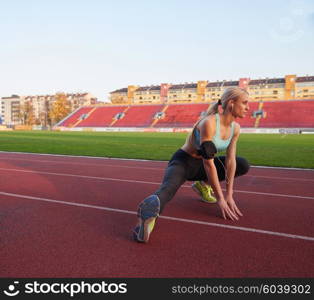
233, 93, 250, 118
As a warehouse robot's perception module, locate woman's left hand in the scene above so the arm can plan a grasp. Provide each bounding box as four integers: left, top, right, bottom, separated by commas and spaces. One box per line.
226, 195, 243, 217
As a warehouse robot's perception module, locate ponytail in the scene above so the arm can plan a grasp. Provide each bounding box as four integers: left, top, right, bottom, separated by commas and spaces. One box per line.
206, 101, 220, 115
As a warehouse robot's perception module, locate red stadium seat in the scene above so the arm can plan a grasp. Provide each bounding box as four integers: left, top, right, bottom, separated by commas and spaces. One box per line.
112, 105, 164, 127
154, 104, 210, 128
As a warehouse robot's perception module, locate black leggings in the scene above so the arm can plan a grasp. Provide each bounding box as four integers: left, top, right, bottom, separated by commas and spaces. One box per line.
154, 149, 250, 213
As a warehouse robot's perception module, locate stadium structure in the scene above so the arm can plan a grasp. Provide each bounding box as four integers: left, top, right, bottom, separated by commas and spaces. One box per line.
56, 74, 314, 134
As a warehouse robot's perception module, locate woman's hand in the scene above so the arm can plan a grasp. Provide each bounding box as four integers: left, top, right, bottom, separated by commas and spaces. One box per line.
217, 198, 239, 221
225, 194, 243, 217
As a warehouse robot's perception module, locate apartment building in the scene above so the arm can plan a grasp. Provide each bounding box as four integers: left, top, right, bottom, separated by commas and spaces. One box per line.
0, 92, 97, 126
110, 75, 314, 105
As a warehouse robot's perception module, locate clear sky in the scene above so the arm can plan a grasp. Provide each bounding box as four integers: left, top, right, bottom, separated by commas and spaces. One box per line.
0, 0, 313, 102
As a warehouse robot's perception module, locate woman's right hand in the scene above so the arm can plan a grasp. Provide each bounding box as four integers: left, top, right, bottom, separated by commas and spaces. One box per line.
217, 198, 239, 221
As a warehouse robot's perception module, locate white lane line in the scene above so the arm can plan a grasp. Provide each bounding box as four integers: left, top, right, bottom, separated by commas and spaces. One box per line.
0, 167, 313, 200
161, 215, 314, 242
245, 175, 314, 182
227, 189, 314, 200
0, 151, 161, 163
0, 157, 164, 171
0, 191, 313, 242
252, 165, 314, 171
0, 157, 313, 182
1, 150, 314, 171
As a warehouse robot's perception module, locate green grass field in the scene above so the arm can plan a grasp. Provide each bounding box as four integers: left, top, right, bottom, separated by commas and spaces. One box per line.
0, 130, 313, 169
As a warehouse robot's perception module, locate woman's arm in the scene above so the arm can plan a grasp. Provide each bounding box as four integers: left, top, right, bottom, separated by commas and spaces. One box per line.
203, 158, 225, 201
225, 123, 243, 217
225, 123, 240, 196
199, 118, 238, 221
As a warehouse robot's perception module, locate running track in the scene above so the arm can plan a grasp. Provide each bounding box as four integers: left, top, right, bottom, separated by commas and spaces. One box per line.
0, 152, 313, 278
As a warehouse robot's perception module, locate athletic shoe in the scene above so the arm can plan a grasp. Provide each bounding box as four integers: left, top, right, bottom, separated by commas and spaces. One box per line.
133, 195, 160, 243
192, 181, 217, 203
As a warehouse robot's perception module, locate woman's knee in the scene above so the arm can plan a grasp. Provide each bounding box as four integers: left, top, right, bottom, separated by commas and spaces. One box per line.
236, 157, 250, 176
155, 182, 181, 200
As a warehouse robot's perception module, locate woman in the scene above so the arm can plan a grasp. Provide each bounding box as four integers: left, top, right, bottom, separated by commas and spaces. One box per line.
133, 87, 250, 243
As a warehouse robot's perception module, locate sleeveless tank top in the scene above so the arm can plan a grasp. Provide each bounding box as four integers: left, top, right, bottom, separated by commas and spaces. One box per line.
192, 114, 235, 153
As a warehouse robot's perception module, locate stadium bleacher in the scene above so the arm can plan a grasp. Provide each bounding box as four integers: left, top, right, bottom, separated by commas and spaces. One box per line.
154, 103, 210, 128
79, 106, 128, 127
113, 104, 164, 127
60, 106, 94, 127
259, 100, 314, 128
58, 100, 314, 129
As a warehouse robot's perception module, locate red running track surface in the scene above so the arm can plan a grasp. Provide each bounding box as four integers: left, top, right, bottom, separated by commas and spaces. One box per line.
0, 152, 313, 278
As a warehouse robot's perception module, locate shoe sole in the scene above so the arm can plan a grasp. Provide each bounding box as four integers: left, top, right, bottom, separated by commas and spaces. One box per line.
135, 195, 160, 243
192, 185, 217, 204
133, 218, 157, 243
142, 217, 156, 242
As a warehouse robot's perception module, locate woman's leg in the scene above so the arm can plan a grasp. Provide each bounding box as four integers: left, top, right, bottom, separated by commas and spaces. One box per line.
155, 160, 187, 214
133, 160, 187, 242
213, 156, 250, 181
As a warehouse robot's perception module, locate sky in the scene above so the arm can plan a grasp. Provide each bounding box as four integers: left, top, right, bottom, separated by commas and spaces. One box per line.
0, 0, 313, 102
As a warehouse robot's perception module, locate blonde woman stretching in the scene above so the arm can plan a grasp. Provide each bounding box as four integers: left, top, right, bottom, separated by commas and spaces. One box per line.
133, 87, 250, 243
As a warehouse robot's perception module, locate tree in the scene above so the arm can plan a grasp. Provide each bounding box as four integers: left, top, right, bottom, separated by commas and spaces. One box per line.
49, 93, 71, 125
18, 101, 35, 125
40, 99, 52, 127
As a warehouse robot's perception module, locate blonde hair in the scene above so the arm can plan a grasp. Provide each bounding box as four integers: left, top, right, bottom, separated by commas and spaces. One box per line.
206, 87, 248, 116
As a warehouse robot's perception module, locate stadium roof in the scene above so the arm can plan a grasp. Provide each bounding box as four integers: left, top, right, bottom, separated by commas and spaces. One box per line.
1, 95, 20, 99
267, 78, 285, 84
169, 83, 197, 90
110, 75, 314, 93
248, 78, 285, 85
296, 76, 314, 82
110, 88, 128, 93
136, 85, 161, 92
223, 80, 239, 86
206, 81, 224, 87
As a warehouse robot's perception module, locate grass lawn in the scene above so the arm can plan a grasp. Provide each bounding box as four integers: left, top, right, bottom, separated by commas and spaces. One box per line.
0, 130, 313, 169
